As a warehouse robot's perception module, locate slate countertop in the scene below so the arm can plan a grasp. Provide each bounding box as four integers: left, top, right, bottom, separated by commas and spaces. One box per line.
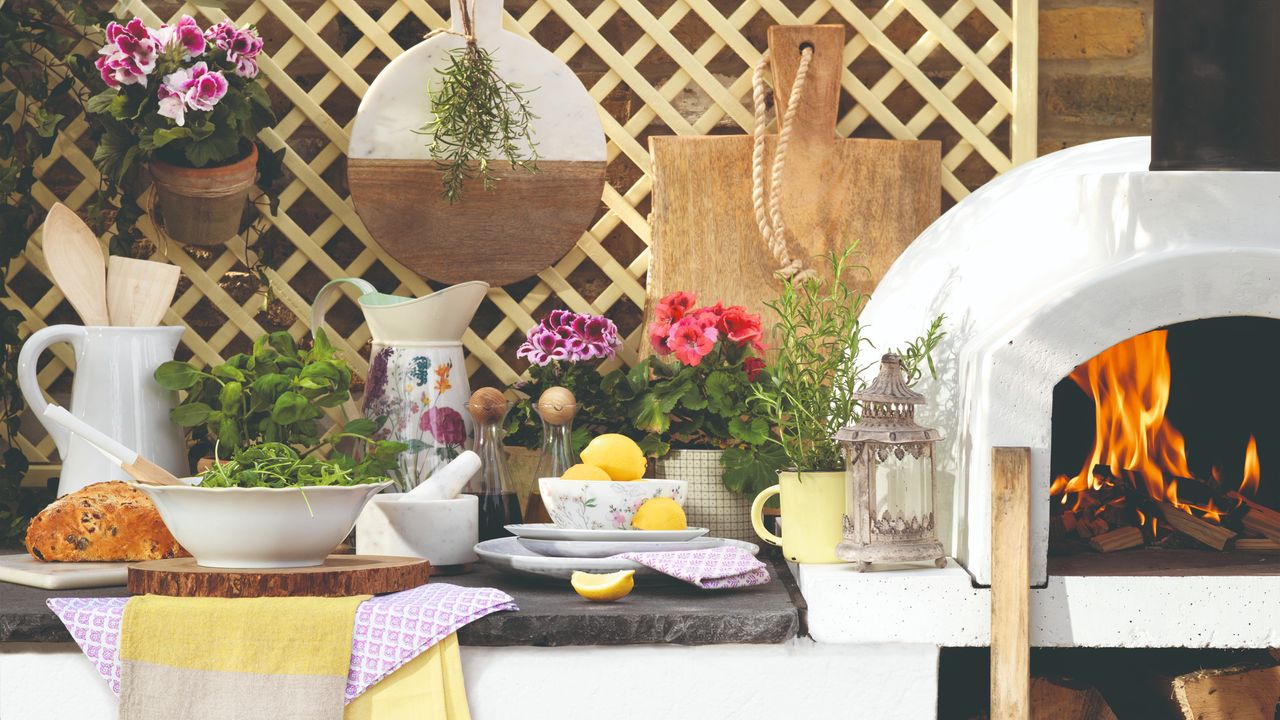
0, 555, 803, 646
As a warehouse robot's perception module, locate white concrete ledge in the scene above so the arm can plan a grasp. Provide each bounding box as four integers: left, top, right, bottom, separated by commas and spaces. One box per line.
2, 641, 942, 720
799, 560, 1280, 648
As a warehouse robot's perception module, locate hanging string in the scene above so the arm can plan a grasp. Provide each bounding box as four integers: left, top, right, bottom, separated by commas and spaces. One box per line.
424, 0, 478, 46
751, 47, 817, 282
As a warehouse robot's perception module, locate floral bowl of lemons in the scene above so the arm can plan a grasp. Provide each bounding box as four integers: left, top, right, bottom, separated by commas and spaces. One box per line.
539, 434, 688, 530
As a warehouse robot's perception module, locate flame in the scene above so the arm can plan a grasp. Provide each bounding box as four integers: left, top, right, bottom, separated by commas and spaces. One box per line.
1242, 436, 1261, 496
1064, 331, 1190, 501
1050, 331, 1260, 534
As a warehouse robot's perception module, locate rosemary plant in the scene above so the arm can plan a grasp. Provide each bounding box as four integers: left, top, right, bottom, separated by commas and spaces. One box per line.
751, 246, 945, 472
419, 41, 539, 203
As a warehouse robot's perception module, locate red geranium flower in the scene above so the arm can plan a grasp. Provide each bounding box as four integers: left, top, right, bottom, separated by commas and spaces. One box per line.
717, 305, 764, 351
743, 356, 766, 382
648, 318, 673, 355
668, 316, 719, 366
655, 291, 696, 323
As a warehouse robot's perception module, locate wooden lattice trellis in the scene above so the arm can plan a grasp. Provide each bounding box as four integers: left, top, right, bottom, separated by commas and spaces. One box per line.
3, 0, 1036, 481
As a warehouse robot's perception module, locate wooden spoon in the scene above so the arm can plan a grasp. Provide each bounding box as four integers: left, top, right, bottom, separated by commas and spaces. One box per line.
107, 256, 181, 326
43, 203, 110, 326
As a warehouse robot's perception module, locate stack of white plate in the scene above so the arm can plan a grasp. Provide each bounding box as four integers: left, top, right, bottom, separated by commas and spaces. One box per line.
474, 525, 759, 582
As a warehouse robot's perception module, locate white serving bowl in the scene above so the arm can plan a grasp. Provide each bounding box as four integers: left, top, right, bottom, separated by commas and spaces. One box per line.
538, 477, 687, 530
356, 494, 479, 570
140, 481, 392, 568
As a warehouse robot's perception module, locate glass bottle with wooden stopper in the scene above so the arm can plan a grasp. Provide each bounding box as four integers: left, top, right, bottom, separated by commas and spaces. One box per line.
465, 387, 522, 540
527, 386, 578, 523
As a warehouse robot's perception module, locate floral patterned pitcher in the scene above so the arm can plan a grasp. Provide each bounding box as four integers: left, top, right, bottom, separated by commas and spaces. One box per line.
312, 278, 489, 490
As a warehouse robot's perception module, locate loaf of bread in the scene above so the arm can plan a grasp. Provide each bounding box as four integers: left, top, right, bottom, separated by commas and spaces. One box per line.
25, 481, 188, 562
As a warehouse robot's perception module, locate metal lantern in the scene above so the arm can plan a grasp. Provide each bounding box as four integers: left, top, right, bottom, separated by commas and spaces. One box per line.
834, 353, 946, 571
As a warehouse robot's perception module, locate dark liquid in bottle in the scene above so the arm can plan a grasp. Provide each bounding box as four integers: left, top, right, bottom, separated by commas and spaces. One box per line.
523, 491, 552, 525
474, 492, 522, 540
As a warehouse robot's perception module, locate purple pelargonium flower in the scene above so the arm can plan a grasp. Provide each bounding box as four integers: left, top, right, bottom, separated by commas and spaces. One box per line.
157, 62, 228, 126
96, 18, 158, 87
152, 15, 206, 60
574, 315, 619, 350
516, 311, 619, 366
205, 19, 265, 78
516, 326, 572, 367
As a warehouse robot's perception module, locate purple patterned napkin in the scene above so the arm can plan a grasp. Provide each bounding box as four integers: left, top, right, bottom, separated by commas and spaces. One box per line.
47, 583, 516, 703
615, 546, 770, 589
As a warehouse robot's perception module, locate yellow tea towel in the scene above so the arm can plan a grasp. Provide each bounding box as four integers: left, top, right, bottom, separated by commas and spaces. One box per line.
344, 633, 469, 720
120, 594, 369, 720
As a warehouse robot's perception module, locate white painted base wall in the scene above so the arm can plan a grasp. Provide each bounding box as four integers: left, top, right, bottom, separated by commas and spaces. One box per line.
1, 641, 941, 720
800, 562, 1280, 648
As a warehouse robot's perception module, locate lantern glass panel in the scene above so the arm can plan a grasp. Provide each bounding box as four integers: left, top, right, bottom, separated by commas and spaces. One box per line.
872, 446, 934, 531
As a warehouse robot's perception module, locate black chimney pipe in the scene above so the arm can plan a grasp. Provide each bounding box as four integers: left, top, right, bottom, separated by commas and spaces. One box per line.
1150, 0, 1280, 171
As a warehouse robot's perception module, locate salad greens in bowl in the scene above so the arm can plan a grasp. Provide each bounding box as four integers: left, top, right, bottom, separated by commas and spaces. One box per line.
145, 423, 408, 569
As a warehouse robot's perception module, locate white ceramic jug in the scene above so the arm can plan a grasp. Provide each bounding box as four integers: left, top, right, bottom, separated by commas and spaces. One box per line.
312, 278, 489, 490
18, 326, 188, 496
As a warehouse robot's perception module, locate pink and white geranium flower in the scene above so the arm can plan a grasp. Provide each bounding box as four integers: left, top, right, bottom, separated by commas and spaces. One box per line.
205, 19, 265, 78
151, 15, 207, 60
156, 62, 228, 126
95, 18, 158, 87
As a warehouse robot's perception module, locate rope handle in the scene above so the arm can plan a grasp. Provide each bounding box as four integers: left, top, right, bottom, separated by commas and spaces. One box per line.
752, 46, 817, 282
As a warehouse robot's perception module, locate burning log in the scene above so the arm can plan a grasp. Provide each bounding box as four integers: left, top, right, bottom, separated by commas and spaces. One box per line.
1235, 538, 1280, 553
1228, 494, 1280, 540
1088, 526, 1144, 553
1155, 502, 1237, 551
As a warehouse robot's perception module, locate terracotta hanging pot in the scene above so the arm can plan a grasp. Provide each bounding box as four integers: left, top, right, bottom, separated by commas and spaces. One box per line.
149, 143, 258, 246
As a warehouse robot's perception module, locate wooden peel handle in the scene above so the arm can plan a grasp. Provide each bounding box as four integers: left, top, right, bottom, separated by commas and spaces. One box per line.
767, 25, 845, 146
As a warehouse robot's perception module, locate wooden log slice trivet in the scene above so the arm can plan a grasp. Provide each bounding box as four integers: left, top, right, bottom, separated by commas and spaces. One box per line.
128, 555, 431, 598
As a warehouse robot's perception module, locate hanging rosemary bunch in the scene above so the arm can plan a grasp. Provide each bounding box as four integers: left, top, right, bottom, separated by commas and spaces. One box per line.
418, 7, 539, 203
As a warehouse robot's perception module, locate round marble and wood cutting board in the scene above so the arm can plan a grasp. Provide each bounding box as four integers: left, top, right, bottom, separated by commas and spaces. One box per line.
348, 0, 607, 286
127, 555, 431, 598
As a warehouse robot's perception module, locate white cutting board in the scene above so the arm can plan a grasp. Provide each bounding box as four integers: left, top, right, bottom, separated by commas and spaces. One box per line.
0, 553, 129, 590
345, 0, 608, 286
349, 0, 605, 163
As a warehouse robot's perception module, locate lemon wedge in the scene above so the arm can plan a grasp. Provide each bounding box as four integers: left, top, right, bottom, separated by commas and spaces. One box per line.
631, 497, 688, 530
570, 570, 636, 602
580, 434, 647, 481
560, 463, 612, 481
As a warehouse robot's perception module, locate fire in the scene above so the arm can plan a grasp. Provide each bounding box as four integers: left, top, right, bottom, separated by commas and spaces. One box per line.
1050, 331, 1260, 532
1242, 436, 1261, 496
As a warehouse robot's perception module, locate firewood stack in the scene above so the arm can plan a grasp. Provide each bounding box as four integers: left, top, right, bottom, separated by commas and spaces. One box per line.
1051, 466, 1280, 554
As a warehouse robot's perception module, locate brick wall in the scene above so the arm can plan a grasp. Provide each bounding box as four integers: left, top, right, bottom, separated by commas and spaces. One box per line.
1038, 1, 1152, 157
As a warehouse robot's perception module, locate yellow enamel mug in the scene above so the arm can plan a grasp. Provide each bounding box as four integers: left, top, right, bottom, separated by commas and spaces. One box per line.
750, 470, 846, 564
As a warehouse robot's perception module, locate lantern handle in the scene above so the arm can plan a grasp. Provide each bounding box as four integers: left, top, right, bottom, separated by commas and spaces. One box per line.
750, 484, 784, 547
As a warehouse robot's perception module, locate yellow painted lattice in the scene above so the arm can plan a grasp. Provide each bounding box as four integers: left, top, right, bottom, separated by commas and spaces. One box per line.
3, 0, 1037, 477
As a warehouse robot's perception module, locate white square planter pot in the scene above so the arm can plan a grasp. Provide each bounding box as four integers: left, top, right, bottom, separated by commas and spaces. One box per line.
656, 449, 757, 543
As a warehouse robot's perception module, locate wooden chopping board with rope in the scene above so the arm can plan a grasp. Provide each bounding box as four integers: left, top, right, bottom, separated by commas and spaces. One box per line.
647, 25, 940, 333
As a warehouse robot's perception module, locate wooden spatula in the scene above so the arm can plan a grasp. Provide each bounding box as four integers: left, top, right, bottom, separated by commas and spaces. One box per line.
107, 256, 181, 326
43, 203, 110, 326
41, 405, 185, 486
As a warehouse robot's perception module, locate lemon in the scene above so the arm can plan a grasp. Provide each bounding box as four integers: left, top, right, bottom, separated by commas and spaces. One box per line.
631, 497, 687, 531
560, 463, 613, 481
580, 434, 647, 481
570, 570, 635, 602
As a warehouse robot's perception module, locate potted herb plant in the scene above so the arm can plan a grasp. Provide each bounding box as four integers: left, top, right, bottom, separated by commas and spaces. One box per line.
87, 15, 282, 245
153, 329, 356, 465
600, 292, 784, 541
748, 248, 943, 563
